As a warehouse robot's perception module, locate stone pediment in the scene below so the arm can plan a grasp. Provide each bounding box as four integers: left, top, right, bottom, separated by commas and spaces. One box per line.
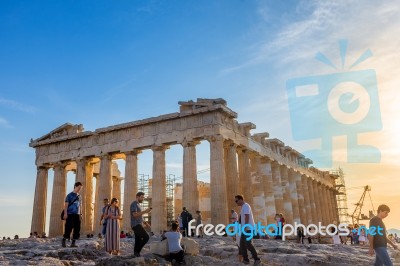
31, 123, 84, 144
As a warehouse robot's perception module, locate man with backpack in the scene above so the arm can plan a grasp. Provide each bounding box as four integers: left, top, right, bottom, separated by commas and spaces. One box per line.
62, 182, 83, 248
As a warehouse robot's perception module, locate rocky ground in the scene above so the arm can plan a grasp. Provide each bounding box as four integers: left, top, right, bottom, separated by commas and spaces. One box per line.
0, 235, 399, 265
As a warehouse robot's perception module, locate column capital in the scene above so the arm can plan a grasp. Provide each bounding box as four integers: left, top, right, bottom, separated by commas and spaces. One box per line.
124, 149, 142, 156
223, 139, 237, 149
181, 139, 201, 148
99, 153, 113, 160
259, 157, 271, 164
53, 161, 70, 169
151, 144, 170, 152
236, 146, 248, 154
205, 134, 225, 143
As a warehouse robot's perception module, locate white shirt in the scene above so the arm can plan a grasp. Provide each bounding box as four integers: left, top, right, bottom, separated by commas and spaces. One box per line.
164, 231, 183, 253
231, 211, 238, 223
240, 203, 255, 226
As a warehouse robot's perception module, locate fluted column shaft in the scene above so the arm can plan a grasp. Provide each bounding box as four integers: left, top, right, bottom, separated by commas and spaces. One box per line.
209, 136, 228, 225
281, 166, 294, 224
31, 166, 49, 236
331, 190, 339, 222
312, 180, 323, 223
288, 169, 300, 224
182, 141, 199, 214
123, 150, 140, 232
295, 172, 306, 224
237, 148, 253, 206
224, 141, 239, 212
94, 155, 112, 234
301, 175, 312, 225
152, 145, 168, 234
325, 186, 334, 224
49, 163, 68, 237
307, 178, 318, 224
251, 155, 266, 224
322, 185, 330, 225
271, 162, 284, 214
260, 158, 276, 225
85, 162, 94, 234
317, 183, 327, 225
75, 158, 93, 234
112, 176, 122, 200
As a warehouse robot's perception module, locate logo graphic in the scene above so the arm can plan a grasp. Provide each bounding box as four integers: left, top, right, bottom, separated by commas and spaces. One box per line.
286, 40, 382, 167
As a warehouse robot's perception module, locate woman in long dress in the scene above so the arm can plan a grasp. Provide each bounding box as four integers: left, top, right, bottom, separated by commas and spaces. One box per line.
105, 198, 122, 255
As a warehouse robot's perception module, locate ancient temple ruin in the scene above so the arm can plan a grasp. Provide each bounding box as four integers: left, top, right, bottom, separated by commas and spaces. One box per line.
30, 98, 340, 237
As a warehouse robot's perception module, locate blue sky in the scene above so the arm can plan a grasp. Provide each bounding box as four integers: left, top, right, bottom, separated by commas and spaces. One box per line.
1, 0, 399, 237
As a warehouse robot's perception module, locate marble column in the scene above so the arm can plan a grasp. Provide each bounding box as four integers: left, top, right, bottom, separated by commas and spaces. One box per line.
112, 176, 122, 200
281, 166, 294, 224
287, 169, 301, 224
182, 140, 200, 215
259, 158, 276, 225
312, 180, 322, 224
123, 150, 140, 232
75, 158, 93, 234
94, 154, 112, 234
49, 162, 68, 237
317, 182, 328, 225
325, 186, 333, 224
295, 172, 306, 225
331, 189, 339, 223
251, 154, 266, 225
224, 140, 239, 212
307, 178, 318, 224
271, 162, 284, 214
209, 135, 228, 225
31, 166, 49, 236
322, 185, 330, 225
237, 148, 253, 206
301, 175, 312, 225
151, 145, 168, 234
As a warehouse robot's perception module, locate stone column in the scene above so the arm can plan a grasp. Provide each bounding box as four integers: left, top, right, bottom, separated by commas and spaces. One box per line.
317, 182, 327, 225
295, 172, 306, 224
49, 162, 68, 237
85, 162, 94, 234
123, 150, 140, 232
307, 178, 318, 224
75, 158, 93, 234
259, 158, 276, 225
301, 175, 312, 225
287, 169, 301, 224
281, 166, 294, 224
112, 176, 122, 200
312, 180, 322, 224
209, 135, 228, 225
271, 162, 284, 214
94, 154, 112, 234
151, 145, 168, 234
182, 140, 200, 215
224, 141, 239, 212
237, 148, 253, 206
331, 189, 339, 223
251, 154, 266, 225
322, 185, 330, 225
325, 186, 333, 224
31, 166, 49, 236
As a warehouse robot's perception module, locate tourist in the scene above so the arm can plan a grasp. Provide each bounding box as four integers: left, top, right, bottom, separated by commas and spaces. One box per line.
33, 232, 39, 238
235, 194, 261, 266
230, 209, 238, 223
180, 207, 191, 237
14, 235, 19, 240
28, 233, 34, 239
131, 191, 152, 257
331, 227, 341, 245
177, 215, 183, 234
62, 182, 83, 248
162, 222, 185, 264
195, 210, 203, 238
105, 198, 122, 255
120, 231, 126, 239
369, 204, 398, 265
99, 198, 110, 237
359, 228, 366, 246
297, 227, 305, 244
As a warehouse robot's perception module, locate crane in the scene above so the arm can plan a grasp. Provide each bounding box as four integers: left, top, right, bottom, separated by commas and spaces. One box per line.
349, 185, 375, 226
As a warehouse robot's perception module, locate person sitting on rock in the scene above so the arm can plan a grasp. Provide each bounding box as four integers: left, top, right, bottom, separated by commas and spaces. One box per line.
162, 222, 185, 265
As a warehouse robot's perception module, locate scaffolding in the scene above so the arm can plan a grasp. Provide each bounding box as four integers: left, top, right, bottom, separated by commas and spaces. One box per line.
333, 168, 350, 224
137, 173, 177, 227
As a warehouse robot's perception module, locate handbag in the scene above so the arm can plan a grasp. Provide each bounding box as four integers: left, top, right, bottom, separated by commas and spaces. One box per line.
60, 195, 80, 220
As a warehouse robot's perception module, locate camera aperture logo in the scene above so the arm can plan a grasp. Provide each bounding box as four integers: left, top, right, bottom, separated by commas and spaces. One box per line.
286, 40, 382, 167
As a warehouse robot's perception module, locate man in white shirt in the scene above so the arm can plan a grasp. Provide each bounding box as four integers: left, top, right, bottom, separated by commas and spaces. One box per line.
162, 222, 185, 264
235, 194, 261, 266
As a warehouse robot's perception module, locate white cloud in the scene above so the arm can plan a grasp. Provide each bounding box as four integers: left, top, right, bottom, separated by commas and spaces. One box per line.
0, 97, 37, 113
0, 117, 12, 128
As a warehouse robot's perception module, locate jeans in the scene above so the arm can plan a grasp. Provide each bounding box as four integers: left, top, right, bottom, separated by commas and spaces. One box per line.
132, 224, 149, 254
374, 247, 393, 266
63, 214, 81, 240
170, 250, 184, 263
239, 232, 259, 262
